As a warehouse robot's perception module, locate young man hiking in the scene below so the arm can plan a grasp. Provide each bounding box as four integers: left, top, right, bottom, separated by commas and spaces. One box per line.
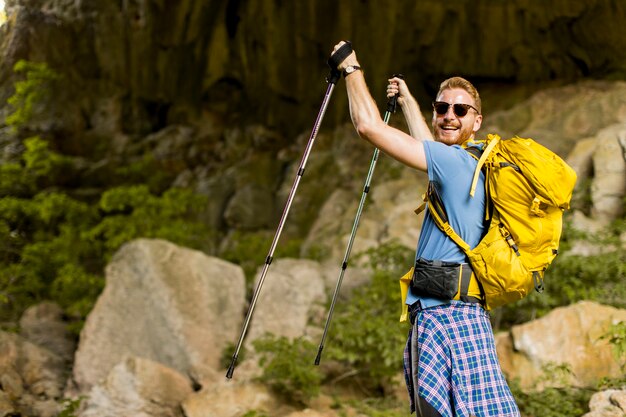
330, 41, 520, 417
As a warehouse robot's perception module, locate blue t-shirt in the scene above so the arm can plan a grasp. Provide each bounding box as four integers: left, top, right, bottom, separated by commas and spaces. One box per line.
405, 141, 486, 307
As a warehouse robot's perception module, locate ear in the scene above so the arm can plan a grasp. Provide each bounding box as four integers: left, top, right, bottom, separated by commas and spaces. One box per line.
472, 114, 483, 133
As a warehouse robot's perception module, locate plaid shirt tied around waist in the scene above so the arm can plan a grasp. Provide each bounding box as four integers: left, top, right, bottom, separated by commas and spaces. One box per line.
403, 301, 520, 416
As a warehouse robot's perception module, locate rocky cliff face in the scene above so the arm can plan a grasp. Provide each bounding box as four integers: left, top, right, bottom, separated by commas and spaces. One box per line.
2, 0, 626, 139
1, 0, 625, 261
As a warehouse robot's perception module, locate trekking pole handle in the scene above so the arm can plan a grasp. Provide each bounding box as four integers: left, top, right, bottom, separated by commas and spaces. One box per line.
327, 41, 353, 84
387, 74, 404, 113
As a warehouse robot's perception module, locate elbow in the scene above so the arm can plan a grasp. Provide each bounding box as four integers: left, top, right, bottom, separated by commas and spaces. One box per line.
355, 120, 379, 141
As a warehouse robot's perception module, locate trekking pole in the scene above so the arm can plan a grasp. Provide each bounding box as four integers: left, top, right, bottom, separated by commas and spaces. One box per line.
314, 74, 404, 365
225, 42, 354, 379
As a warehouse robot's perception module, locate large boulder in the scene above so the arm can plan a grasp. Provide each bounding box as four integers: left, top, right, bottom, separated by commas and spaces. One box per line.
79, 356, 193, 417
72, 239, 246, 391
246, 258, 327, 344
496, 301, 626, 389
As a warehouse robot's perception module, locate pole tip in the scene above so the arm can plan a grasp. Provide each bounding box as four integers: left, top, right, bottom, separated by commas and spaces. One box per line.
225, 356, 237, 379
314, 346, 323, 366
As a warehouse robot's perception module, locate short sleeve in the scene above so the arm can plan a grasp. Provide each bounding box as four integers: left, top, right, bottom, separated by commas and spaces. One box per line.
424, 141, 466, 184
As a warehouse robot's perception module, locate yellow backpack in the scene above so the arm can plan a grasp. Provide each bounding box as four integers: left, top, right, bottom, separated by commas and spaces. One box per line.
419, 134, 578, 310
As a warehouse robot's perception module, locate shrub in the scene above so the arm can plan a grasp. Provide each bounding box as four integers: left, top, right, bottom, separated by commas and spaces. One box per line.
509, 379, 592, 417
253, 334, 323, 405
0, 134, 211, 326
338, 397, 408, 417
325, 241, 414, 392
5, 60, 60, 131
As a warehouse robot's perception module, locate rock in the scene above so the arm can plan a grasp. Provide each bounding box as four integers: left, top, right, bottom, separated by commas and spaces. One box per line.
300, 188, 365, 262
73, 239, 246, 391
0, 368, 24, 406
0, 330, 65, 416
367, 170, 427, 248
302, 169, 426, 266
566, 137, 596, 189
79, 356, 193, 417
496, 301, 626, 390
482, 81, 626, 158
582, 389, 626, 417
319, 263, 372, 304
567, 211, 621, 256
224, 183, 276, 230
19, 301, 75, 364
0, 390, 18, 417
246, 258, 326, 344
182, 381, 279, 417
591, 124, 626, 221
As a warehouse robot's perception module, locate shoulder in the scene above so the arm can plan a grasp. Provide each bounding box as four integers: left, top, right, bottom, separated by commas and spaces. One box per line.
424, 142, 480, 183
424, 141, 476, 166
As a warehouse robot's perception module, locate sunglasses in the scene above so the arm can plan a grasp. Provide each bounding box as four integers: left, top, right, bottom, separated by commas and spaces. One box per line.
432, 101, 479, 117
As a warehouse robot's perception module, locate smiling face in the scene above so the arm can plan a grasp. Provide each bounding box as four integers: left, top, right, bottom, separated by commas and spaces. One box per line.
432, 87, 483, 146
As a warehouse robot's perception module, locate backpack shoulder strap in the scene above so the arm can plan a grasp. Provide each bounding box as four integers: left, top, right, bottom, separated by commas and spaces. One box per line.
425, 182, 472, 254
469, 135, 500, 197
465, 146, 483, 161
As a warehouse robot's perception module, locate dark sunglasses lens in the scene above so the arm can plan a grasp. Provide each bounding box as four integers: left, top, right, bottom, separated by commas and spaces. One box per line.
434, 102, 449, 115
453, 104, 469, 117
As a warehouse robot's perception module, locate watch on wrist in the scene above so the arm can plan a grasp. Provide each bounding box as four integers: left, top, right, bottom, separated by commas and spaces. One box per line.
343, 65, 362, 78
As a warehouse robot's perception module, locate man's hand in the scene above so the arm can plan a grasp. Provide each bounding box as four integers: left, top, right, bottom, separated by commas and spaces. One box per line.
387, 76, 414, 107
332, 41, 359, 71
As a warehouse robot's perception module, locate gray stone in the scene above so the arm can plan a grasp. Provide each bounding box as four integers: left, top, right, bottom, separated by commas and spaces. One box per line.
0, 330, 65, 416
73, 239, 246, 391
19, 301, 75, 364
591, 124, 626, 220
246, 258, 326, 344
80, 356, 193, 417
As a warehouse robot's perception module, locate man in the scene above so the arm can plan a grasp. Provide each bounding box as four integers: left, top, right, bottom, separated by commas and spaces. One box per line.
331, 41, 520, 417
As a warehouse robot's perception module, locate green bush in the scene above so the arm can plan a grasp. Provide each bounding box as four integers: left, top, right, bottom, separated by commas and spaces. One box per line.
0, 60, 214, 328
0, 135, 211, 326
57, 397, 84, 417
338, 397, 409, 417
253, 334, 323, 405
5, 60, 60, 131
325, 241, 414, 391
509, 379, 592, 417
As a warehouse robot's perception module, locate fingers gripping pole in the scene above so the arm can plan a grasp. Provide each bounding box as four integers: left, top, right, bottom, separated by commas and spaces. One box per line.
225, 43, 354, 380
315, 74, 404, 366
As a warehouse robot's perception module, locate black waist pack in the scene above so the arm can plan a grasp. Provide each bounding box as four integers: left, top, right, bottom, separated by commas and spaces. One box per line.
411, 258, 462, 300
